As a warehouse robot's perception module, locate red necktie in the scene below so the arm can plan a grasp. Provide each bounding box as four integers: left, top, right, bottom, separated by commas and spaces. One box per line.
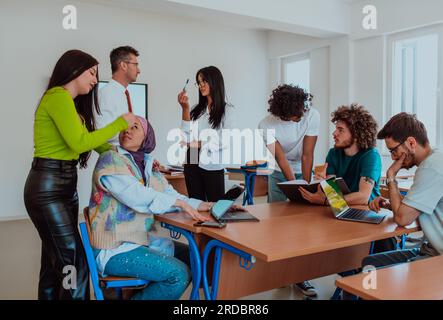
125, 89, 133, 113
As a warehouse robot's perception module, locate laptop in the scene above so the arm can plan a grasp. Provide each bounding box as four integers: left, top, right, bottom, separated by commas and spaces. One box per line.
211, 200, 259, 223
320, 178, 386, 224
222, 185, 244, 201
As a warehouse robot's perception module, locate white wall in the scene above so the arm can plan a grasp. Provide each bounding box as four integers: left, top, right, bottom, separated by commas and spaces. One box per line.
352, 36, 386, 125
309, 47, 330, 163
351, 0, 443, 40
0, 0, 269, 220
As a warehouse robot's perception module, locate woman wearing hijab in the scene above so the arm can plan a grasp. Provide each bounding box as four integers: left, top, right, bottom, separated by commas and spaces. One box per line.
89, 116, 213, 300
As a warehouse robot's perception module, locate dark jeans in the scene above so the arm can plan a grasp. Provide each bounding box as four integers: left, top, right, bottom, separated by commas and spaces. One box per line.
104, 241, 191, 300
183, 164, 225, 202
23, 158, 89, 300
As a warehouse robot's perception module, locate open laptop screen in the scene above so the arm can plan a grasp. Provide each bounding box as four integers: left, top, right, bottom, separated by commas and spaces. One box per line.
211, 200, 234, 220
320, 179, 349, 217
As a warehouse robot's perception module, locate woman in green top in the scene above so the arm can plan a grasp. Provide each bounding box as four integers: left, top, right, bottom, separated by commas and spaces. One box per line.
23, 50, 137, 300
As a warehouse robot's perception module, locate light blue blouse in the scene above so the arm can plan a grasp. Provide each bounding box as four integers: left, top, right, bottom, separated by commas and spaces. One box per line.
95, 147, 201, 275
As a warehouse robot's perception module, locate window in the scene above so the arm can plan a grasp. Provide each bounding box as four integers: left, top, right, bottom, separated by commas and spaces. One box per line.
389, 31, 440, 147
282, 54, 310, 92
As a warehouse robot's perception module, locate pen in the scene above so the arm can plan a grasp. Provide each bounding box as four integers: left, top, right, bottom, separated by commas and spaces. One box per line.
183, 78, 189, 92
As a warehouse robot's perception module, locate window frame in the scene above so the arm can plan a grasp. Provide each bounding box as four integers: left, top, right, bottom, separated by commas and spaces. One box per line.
386, 25, 443, 154
281, 53, 311, 91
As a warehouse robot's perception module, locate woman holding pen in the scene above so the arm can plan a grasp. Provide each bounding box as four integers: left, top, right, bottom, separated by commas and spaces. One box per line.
23, 49, 137, 300
177, 66, 234, 202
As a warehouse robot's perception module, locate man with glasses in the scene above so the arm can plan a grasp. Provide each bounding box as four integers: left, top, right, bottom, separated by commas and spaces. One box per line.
97, 46, 141, 145
362, 113, 443, 268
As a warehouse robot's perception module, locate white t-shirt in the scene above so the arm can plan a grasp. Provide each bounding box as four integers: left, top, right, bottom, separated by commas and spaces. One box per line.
403, 150, 443, 255
258, 108, 320, 174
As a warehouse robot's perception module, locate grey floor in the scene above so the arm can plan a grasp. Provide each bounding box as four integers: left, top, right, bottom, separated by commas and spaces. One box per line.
180, 274, 340, 300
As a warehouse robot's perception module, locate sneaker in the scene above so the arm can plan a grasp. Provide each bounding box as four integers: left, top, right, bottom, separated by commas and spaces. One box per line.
294, 281, 317, 297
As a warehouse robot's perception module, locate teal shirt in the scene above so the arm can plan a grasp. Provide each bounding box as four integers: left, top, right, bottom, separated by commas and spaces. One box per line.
325, 147, 382, 202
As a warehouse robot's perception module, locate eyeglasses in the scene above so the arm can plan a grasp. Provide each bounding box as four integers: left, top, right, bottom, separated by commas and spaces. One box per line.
195, 80, 208, 88
388, 140, 405, 155
123, 60, 139, 67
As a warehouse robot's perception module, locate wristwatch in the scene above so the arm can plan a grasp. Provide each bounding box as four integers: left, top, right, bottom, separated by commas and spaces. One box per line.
385, 177, 398, 186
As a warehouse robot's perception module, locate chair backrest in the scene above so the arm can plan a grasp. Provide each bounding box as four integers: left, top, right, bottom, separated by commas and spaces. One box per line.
83, 207, 94, 242
79, 207, 104, 300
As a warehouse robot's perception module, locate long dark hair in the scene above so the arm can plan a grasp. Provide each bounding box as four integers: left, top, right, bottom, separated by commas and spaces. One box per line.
45, 49, 100, 168
190, 66, 227, 129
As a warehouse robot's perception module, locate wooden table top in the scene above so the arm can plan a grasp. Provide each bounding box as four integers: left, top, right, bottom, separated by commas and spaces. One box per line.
156, 201, 419, 262
335, 255, 443, 300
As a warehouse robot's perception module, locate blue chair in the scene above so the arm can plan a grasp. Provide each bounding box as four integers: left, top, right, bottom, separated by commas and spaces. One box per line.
79, 208, 149, 300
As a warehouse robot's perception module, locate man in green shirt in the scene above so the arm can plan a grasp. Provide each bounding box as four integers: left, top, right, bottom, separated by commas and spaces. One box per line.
300, 104, 396, 253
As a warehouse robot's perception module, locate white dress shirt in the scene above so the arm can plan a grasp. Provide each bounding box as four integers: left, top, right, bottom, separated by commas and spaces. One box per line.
97, 79, 130, 145
181, 104, 235, 171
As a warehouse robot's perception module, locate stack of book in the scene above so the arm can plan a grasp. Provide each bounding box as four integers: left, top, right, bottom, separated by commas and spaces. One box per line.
164, 165, 184, 176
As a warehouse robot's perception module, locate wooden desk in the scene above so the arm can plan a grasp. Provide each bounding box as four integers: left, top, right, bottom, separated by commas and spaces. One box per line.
380, 177, 413, 198
335, 255, 443, 300
156, 202, 419, 299
164, 173, 188, 196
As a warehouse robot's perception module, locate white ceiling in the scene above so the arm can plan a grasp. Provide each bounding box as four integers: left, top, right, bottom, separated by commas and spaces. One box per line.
83, 0, 361, 38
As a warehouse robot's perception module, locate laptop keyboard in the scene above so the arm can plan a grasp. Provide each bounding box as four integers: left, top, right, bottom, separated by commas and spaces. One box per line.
223, 211, 237, 219
342, 208, 370, 220
340, 208, 385, 224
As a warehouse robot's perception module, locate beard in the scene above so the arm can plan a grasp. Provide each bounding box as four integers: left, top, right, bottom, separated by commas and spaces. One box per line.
402, 149, 416, 169
334, 137, 354, 150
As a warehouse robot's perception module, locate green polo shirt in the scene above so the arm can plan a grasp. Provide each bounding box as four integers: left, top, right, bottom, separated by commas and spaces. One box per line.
33, 87, 128, 160
326, 147, 382, 202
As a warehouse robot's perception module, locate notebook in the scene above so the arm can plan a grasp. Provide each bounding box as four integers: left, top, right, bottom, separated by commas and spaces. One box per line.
277, 179, 325, 203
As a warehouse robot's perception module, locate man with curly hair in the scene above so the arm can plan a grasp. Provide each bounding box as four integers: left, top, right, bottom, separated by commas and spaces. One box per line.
258, 84, 320, 297
300, 104, 397, 253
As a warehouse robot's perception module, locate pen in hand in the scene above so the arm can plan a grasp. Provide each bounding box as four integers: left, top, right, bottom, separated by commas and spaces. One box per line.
183, 78, 189, 92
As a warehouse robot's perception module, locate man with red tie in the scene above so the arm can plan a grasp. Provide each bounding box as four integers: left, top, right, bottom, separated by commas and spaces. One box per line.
97, 46, 141, 145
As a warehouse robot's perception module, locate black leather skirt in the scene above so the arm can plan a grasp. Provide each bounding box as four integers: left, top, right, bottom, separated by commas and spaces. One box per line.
23, 158, 89, 300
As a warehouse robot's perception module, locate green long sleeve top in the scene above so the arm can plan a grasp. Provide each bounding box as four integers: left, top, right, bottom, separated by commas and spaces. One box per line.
33, 87, 128, 160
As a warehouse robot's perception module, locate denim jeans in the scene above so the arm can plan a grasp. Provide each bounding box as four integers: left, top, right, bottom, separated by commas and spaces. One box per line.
268, 171, 303, 203
104, 241, 191, 300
